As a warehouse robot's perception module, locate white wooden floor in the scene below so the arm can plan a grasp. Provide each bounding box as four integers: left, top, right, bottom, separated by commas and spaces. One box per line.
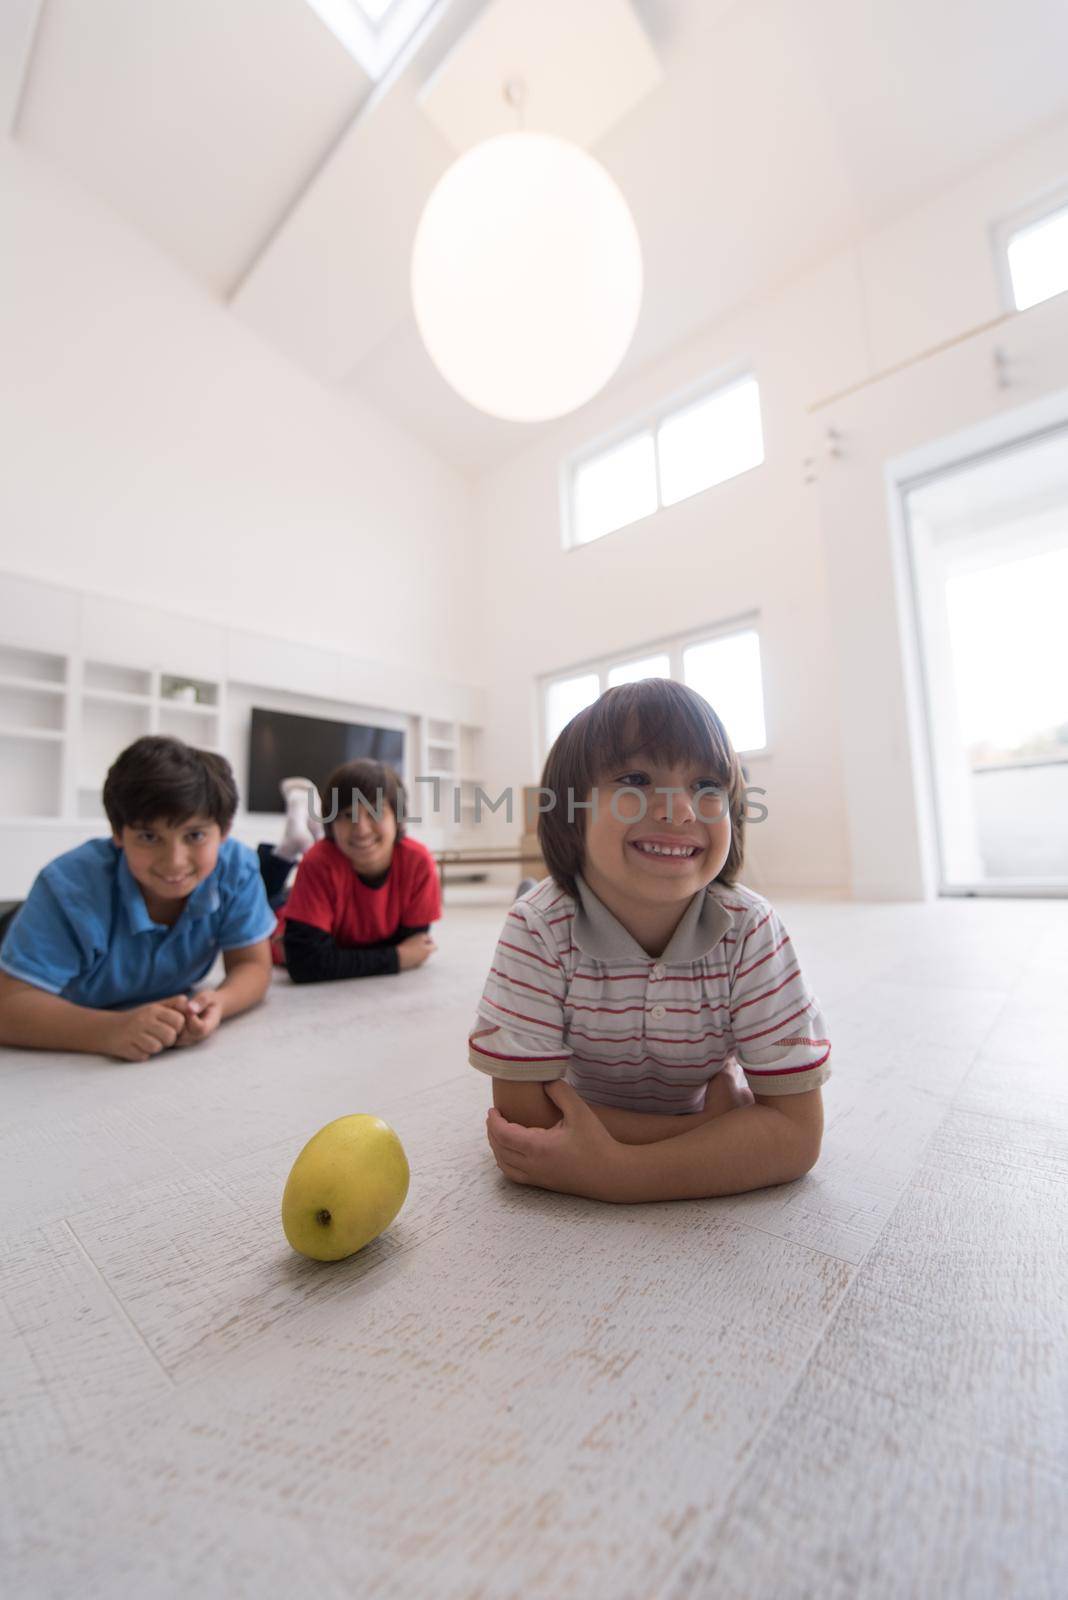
2, 893, 1066, 1599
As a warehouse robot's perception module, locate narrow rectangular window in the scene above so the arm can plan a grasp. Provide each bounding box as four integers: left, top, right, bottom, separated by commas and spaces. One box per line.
657, 377, 764, 508
545, 673, 600, 745
683, 630, 767, 753
606, 654, 671, 687
571, 432, 658, 547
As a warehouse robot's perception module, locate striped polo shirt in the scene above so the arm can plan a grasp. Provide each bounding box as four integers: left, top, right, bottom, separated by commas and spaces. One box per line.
468, 875, 831, 1113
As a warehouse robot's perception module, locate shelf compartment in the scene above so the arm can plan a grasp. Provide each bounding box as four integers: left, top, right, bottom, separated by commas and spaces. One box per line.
82, 689, 152, 708
0, 733, 62, 817
426, 744, 456, 773
76, 785, 106, 821
84, 661, 152, 697
0, 674, 67, 696
0, 645, 66, 684
158, 706, 221, 745
80, 699, 151, 790
0, 684, 65, 732
160, 674, 219, 708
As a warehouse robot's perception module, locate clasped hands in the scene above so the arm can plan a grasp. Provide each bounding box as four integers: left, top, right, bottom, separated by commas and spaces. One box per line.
105, 990, 224, 1062
486, 1080, 624, 1202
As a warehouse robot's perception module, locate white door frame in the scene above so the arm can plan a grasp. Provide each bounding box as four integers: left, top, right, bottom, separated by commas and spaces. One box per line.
895, 418, 1068, 898
812, 289, 1068, 900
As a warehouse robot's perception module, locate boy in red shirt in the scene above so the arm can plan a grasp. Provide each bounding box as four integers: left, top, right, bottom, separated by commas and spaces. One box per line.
273, 759, 441, 982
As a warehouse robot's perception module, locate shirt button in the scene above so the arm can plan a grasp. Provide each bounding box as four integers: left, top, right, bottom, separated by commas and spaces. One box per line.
650, 1004, 666, 1020
651, 963, 665, 979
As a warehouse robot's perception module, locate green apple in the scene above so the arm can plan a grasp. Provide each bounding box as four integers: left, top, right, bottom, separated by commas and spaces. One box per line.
281, 1114, 410, 1261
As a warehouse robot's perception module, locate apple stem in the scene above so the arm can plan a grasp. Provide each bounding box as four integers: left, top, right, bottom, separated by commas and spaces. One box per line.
316, 1209, 332, 1226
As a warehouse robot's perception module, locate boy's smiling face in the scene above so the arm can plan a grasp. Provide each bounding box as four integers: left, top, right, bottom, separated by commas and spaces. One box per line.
332, 799, 398, 877
582, 754, 732, 929
116, 815, 224, 917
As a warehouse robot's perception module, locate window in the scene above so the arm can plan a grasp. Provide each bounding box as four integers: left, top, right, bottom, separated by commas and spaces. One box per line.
682, 630, 766, 753
541, 624, 767, 755
606, 654, 670, 688
303, 0, 438, 80
1006, 203, 1068, 310
658, 378, 764, 507
572, 433, 657, 547
564, 373, 764, 548
545, 673, 600, 746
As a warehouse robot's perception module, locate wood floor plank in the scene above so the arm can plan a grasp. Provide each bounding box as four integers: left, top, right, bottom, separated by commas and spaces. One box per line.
655, 1093, 1068, 1599
659, 1366, 1067, 1600
0, 1218, 172, 1477
30, 1074, 492, 1384
2, 897, 1064, 1598
5, 1199, 853, 1599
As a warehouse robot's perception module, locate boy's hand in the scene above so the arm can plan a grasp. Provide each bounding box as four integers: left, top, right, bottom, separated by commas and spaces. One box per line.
397, 933, 437, 971
104, 996, 190, 1062
702, 1060, 755, 1117
486, 1081, 623, 1201
173, 989, 224, 1047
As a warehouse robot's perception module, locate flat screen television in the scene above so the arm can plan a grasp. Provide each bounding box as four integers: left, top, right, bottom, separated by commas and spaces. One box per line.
247, 707, 405, 813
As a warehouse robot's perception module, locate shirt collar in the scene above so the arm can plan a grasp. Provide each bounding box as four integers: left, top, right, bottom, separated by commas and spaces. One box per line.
118, 849, 221, 933
573, 874, 732, 965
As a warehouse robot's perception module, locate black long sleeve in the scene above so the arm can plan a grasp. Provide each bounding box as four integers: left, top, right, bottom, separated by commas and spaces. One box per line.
282, 920, 429, 984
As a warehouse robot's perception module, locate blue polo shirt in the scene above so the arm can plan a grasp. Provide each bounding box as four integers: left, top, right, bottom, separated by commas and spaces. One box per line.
0, 837, 277, 1010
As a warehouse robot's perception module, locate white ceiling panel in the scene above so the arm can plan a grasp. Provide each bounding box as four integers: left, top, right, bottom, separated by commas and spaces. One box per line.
418, 0, 663, 154
232, 82, 454, 381
11, 0, 1068, 474
343, 318, 548, 471
16, 0, 369, 294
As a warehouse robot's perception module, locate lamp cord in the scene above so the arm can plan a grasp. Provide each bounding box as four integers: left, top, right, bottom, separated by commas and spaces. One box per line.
503, 77, 526, 131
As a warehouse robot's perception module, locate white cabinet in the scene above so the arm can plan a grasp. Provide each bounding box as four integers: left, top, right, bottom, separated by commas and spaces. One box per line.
0, 637, 226, 823
0, 645, 69, 818
417, 718, 485, 844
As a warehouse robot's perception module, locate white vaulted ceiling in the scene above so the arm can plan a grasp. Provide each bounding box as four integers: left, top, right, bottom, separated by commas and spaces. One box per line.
12, 0, 1068, 471
14, 0, 371, 294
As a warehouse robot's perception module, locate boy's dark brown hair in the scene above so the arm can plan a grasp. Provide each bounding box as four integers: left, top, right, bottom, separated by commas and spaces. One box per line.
103, 736, 239, 833
320, 759, 407, 839
537, 678, 746, 897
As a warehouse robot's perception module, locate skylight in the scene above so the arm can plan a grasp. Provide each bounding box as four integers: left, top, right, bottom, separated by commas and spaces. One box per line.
1006, 203, 1068, 311
304, 0, 439, 81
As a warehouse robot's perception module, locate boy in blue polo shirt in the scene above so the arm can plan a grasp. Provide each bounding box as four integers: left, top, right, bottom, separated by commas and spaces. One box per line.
0, 736, 276, 1061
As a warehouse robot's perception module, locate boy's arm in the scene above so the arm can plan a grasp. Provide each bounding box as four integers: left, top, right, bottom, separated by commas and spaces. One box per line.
600, 1088, 824, 1201
174, 942, 271, 1047
492, 1066, 752, 1145
215, 940, 272, 1016
487, 1081, 823, 1201
0, 973, 188, 1060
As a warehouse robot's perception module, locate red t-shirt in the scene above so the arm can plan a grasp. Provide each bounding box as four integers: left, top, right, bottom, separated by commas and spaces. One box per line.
274, 837, 441, 958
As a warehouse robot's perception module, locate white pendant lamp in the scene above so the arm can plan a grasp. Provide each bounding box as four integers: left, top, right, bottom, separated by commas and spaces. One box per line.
411, 90, 643, 423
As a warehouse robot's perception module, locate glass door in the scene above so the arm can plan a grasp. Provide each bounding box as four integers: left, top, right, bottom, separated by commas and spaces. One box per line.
903, 425, 1068, 894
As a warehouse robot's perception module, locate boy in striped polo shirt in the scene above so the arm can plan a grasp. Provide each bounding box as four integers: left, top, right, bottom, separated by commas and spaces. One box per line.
475, 679, 831, 1203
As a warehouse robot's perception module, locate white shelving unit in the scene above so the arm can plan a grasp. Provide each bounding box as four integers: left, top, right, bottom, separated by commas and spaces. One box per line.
0, 644, 226, 823
73, 667, 225, 820
0, 639, 487, 843
418, 717, 485, 843
0, 571, 486, 896
0, 645, 70, 818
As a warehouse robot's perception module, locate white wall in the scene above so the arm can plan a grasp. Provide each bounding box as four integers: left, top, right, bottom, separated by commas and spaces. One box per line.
0, 140, 480, 686
473, 112, 1068, 897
